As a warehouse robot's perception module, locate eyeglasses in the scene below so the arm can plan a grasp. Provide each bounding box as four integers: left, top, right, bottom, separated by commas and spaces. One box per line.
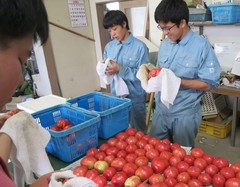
157, 24, 177, 34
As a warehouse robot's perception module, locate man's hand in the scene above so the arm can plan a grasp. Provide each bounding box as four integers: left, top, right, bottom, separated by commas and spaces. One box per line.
30, 172, 54, 187
105, 60, 120, 75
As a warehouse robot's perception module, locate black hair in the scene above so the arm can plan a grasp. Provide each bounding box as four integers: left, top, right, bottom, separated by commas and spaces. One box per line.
0, 0, 49, 49
103, 10, 130, 30
155, 0, 189, 26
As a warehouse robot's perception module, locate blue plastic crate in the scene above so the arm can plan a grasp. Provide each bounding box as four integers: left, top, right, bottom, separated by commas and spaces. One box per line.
209, 3, 240, 24
67, 92, 132, 139
32, 104, 100, 162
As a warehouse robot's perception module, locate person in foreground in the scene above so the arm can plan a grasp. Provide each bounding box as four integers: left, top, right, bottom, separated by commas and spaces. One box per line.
149, 0, 221, 147
103, 10, 149, 133
0, 0, 52, 186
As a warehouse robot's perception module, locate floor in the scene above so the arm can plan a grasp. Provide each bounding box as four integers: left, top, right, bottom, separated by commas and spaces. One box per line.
195, 126, 240, 163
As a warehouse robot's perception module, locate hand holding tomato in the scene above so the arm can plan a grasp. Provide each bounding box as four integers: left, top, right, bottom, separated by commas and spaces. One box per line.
148, 67, 162, 79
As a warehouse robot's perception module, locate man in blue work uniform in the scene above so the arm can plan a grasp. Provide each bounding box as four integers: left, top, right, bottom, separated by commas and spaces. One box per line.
149, 0, 221, 147
103, 10, 149, 133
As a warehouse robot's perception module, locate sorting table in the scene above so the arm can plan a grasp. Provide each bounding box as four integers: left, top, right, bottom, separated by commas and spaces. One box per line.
211, 85, 240, 146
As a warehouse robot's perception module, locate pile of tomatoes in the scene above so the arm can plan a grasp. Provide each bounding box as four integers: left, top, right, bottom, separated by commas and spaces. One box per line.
71, 128, 240, 187
50, 118, 73, 131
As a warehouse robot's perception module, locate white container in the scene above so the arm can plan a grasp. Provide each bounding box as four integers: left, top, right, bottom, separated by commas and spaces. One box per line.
17, 95, 66, 114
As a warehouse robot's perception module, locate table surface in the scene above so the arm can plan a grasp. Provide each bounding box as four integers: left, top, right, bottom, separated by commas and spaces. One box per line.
211, 85, 240, 97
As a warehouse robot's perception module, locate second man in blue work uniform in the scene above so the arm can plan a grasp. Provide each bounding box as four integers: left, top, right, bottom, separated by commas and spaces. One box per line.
149, 0, 221, 147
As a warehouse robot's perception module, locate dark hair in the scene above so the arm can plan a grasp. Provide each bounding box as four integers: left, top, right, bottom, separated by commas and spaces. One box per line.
155, 0, 189, 26
0, 0, 49, 49
103, 10, 129, 30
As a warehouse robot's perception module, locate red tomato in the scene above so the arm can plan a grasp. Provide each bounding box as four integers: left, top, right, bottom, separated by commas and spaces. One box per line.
162, 138, 171, 145
169, 155, 181, 167
73, 165, 88, 177
231, 163, 240, 173
159, 151, 173, 161
136, 139, 148, 149
63, 124, 72, 130
134, 156, 149, 167
122, 162, 138, 177
194, 158, 207, 171
125, 127, 137, 136
191, 147, 204, 158
103, 167, 117, 180
172, 147, 187, 160
148, 67, 162, 79
170, 143, 181, 151
177, 171, 191, 184
116, 132, 129, 140
213, 157, 229, 169
104, 155, 115, 165
212, 174, 226, 187
126, 136, 138, 144
94, 151, 106, 161
148, 137, 160, 146
144, 144, 154, 151
164, 166, 179, 179
86, 147, 98, 156
187, 166, 201, 179
85, 169, 99, 180
111, 171, 127, 187
107, 138, 119, 147
151, 157, 169, 173
134, 149, 146, 157
142, 135, 151, 142
125, 153, 137, 163
225, 178, 240, 187
106, 147, 119, 156
116, 140, 128, 151
80, 155, 97, 169
205, 164, 219, 176
135, 131, 145, 139
165, 177, 177, 187
203, 154, 214, 164
135, 165, 154, 181
116, 150, 127, 158
56, 118, 69, 129
177, 161, 190, 173
99, 143, 110, 152
50, 125, 61, 131
125, 144, 137, 153
183, 155, 195, 166
7, 109, 23, 116
149, 173, 165, 185
111, 157, 127, 171
93, 175, 107, 187
155, 142, 171, 152
220, 167, 235, 179
146, 149, 159, 161
197, 173, 212, 186
137, 182, 151, 187
188, 179, 203, 187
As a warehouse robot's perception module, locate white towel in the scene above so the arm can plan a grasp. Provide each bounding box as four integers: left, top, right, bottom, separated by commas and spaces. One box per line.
0, 111, 54, 187
137, 66, 181, 108
96, 58, 129, 97
49, 170, 96, 187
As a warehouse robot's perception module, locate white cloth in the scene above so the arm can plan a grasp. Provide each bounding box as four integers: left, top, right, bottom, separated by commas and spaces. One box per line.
0, 111, 53, 186
136, 63, 155, 90
137, 66, 181, 108
96, 58, 129, 97
49, 170, 96, 187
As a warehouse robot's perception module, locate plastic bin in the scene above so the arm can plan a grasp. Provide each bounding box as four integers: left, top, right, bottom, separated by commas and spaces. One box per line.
67, 92, 132, 139
199, 115, 232, 138
32, 104, 100, 162
209, 3, 240, 24
189, 8, 212, 21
